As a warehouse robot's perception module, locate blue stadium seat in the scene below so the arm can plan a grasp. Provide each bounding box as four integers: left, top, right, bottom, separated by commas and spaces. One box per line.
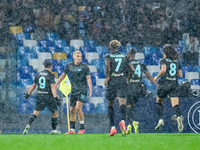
52, 66, 64, 76
47, 46, 59, 54
91, 59, 105, 72
46, 33, 59, 41
17, 103, 30, 113
45, 59, 58, 67
91, 72, 104, 83
93, 85, 103, 97
124, 46, 139, 54
96, 103, 107, 113
82, 59, 88, 64
194, 66, 200, 73
79, 46, 92, 58
142, 46, 156, 58
62, 46, 75, 59
17, 46, 31, 59
178, 78, 189, 85
23, 26, 36, 33
29, 71, 37, 81
82, 103, 95, 113
179, 40, 186, 48
31, 46, 46, 57
156, 46, 163, 58
95, 46, 108, 58
59, 59, 73, 67
174, 46, 183, 55
84, 40, 97, 51
18, 78, 33, 87
144, 58, 152, 66
18, 65, 33, 79
190, 79, 200, 85
182, 65, 194, 77
38, 40, 53, 49
152, 54, 160, 65
16, 33, 30, 41
142, 79, 156, 89
54, 40, 67, 49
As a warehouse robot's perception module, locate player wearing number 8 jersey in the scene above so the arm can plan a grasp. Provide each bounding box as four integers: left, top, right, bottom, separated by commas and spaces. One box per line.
154, 44, 184, 132
104, 40, 134, 136
23, 60, 62, 135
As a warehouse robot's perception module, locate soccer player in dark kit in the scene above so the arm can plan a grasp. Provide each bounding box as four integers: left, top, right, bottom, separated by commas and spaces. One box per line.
55, 50, 92, 134
154, 44, 184, 132
23, 60, 62, 135
104, 40, 134, 137
126, 48, 159, 134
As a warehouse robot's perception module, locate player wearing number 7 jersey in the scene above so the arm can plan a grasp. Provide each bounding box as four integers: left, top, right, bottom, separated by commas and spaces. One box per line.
23, 60, 62, 135
104, 40, 134, 137
154, 44, 184, 132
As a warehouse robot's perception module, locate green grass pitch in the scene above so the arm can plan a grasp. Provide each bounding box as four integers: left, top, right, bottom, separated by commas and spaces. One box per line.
0, 133, 200, 150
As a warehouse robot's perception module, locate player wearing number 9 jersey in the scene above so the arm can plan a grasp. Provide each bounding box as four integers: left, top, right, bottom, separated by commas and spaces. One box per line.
104, 40, 135, 137
23, 60, 61, 135
154, 44, 184, 132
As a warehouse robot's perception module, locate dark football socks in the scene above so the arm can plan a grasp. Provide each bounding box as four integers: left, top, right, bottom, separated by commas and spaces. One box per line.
28, 114, 37, 126
51, 117, 58, 130
120, 104, 126, 121
173, 105, 181, 117
156, 103, 163, 119
127, 107, 134, 125
108, 106, 115, 127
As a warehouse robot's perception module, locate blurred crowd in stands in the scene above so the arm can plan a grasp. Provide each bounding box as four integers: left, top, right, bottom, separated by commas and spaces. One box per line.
0, 0, 200, 65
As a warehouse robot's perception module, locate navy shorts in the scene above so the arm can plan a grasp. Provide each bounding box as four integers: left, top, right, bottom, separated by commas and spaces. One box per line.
106, 83, 127, 100
70, 92, 87, 107
35, 95, 58, 113
157, 81, 180, 98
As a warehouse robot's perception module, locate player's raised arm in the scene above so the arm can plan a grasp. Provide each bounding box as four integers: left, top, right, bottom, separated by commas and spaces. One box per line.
55, 73, 66, 88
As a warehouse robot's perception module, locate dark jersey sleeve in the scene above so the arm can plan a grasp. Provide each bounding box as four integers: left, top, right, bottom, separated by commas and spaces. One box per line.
104, 54, 110, 61
177, 60, 182, 70
33, 73, 39, 85
49, 73, 56, 85
64, 64, 70, 74
85, 65, 90, 76
159, 58, 166, 67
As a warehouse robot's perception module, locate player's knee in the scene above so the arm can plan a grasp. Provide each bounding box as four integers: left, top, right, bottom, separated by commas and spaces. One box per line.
76, 107, 82, 113
52, 112, 58, 118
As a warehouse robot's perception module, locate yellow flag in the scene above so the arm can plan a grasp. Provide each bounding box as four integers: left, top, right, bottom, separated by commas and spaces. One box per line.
59, 75, 71, 97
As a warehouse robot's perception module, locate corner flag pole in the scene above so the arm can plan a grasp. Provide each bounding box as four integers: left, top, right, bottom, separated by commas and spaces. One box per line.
66, 96, 70, 132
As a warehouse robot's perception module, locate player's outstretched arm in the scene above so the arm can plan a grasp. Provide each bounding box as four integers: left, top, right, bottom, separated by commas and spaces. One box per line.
145, 71, 159, 87
55, 73, 66, 88
154, 64, 166, 81
51, 84, 58, 98
24, 83, 36, 99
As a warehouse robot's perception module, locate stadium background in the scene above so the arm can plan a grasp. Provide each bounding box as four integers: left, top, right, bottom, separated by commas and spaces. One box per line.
0, 0, 200, 134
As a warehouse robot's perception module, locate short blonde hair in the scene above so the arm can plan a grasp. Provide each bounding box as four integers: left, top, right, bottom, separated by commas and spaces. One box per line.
73, 50, 82, 56
109, 40, 121, 49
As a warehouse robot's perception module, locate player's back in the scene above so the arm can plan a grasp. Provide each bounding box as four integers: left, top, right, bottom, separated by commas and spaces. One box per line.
129, 59, 148, 82
159, 58, 181, 83
105, 52, 128, 85
34, 70, 55, 96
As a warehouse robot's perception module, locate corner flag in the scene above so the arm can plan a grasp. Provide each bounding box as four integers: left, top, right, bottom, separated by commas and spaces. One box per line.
59, 75, 71, 131
59, 75, 71, 97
